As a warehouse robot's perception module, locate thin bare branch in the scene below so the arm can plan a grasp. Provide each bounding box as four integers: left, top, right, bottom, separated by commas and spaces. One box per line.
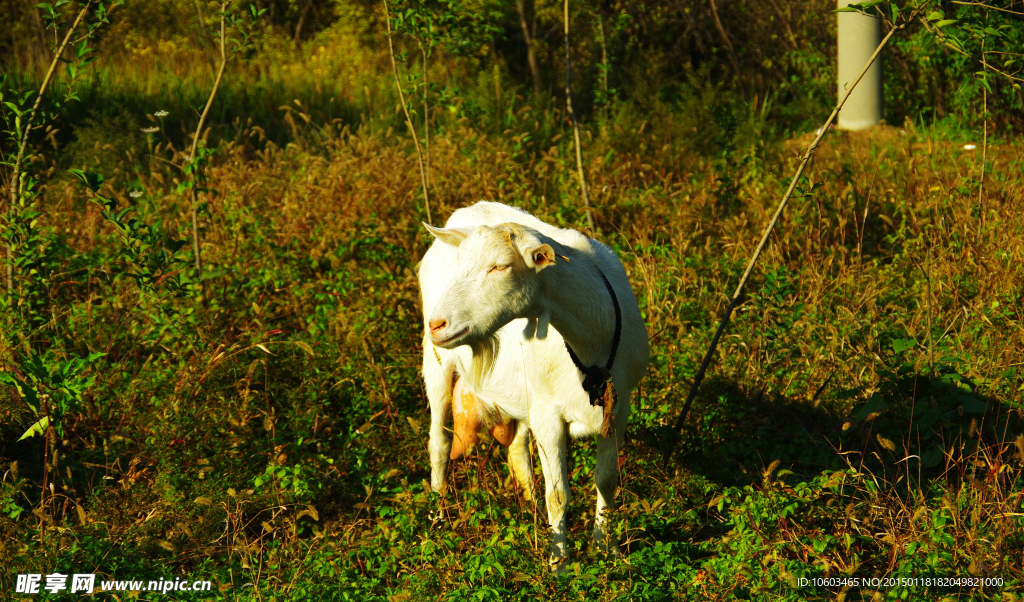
950, 1, 1024, 16
709, 0, 742, 82
664, 24, 900, 459
517, 0, 541, 96
383, 0, 432, 225
919, 18, 1024, 83
188, 2, 229, 275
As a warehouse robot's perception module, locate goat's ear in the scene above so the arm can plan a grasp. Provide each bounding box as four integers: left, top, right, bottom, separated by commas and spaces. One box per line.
524, 244, 556, 271
424, 223, 470, 247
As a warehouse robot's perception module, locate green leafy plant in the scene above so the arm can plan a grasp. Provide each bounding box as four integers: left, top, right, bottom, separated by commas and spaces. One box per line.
70, 170, 189, 296
0, 350, 105, 440
2, 0, 122, 294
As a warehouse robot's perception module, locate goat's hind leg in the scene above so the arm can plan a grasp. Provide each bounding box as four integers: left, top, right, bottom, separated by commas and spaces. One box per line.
507, 422, 534, 501
593, 397, 628, 554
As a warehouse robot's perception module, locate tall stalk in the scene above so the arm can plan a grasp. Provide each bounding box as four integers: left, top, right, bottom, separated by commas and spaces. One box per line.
188, 1, 229, 276
708, 0, 741, 82
383, 0, 432, 225
563, 0, 593, 231
517, 0, 541, 97
977, 25, 988, 243
422, 46, 431, 188
6, 1, 96, 293
664, 24, 901, 459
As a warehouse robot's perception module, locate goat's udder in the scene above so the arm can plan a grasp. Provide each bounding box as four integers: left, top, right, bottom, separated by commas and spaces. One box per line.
449, 375, 516, 460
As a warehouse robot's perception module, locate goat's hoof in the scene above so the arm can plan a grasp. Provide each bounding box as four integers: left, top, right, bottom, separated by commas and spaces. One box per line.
428, 508, 448, 528
547, 541, 570, 574
593, 529, 622, 557
548, 555, 571, 574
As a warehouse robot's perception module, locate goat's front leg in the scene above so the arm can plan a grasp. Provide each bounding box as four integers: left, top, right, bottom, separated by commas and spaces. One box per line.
422, 341, 454, 499
428, 409, 452, 495
533, 419, 570, 571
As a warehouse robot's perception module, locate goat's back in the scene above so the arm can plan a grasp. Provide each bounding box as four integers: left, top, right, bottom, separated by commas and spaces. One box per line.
418, 201, 649, 435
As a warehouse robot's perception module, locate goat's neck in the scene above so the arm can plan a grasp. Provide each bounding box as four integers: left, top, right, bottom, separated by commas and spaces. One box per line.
539, 259, 617, 367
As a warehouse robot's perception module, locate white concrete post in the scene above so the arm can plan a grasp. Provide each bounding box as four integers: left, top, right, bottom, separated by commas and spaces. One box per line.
837, 0, 883, 131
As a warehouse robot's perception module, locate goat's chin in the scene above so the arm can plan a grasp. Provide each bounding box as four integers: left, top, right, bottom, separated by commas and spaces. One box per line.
432, 326, 471, 349
466, 335, 500, 390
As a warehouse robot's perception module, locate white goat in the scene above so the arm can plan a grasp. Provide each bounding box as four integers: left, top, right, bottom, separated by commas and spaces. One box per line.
418, 201, 650, 568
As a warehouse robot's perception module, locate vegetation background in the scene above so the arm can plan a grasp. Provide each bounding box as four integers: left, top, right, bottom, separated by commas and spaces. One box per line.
0, 0, 1022, 600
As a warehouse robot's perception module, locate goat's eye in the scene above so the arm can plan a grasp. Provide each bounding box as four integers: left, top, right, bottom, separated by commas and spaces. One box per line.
488, 264, 510, 274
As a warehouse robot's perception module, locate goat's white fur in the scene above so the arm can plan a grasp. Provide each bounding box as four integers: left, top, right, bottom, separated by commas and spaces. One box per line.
418, 201, 650, 566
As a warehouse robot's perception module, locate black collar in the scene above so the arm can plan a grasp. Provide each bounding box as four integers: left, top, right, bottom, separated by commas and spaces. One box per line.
563, 270, 622, 407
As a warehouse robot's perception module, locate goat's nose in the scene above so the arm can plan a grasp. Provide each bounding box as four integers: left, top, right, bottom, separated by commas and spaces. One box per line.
429, 319, 447, 333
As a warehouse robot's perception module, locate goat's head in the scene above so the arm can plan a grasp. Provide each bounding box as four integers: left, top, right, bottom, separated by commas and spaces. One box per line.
424, 221, 556, 349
